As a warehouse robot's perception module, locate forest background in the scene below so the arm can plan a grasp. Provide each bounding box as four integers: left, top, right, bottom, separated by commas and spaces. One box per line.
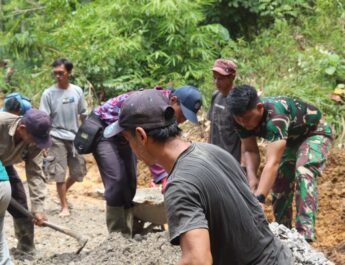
0, 0, 344, 141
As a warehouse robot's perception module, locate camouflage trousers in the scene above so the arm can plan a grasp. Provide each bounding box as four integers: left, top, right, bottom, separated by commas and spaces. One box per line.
271, 134, 332, 241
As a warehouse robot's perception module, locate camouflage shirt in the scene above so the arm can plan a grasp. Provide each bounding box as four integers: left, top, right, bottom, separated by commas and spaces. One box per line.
236, 97, 332, 145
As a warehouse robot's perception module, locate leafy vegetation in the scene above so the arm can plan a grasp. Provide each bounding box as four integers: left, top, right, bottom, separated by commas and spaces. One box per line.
215, 0, 345, 137
0, 0, 344, 140
0, 0, 228, 102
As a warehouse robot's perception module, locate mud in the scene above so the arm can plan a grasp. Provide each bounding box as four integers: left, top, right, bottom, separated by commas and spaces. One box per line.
3, 117, 345, 265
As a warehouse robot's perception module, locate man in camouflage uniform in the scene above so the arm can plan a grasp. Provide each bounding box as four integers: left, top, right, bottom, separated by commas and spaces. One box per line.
227, 85, 332, 241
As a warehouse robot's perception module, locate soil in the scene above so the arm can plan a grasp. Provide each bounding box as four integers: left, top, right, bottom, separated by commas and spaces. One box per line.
3, 116, 345, 265
261, 148, 345, 265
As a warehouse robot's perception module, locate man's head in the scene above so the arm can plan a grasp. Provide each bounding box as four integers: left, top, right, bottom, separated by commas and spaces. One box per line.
169, 85, 202, 124
227, 85, 264, 130
17, 109, 52, 149
103, 89, 181, 165
212, 59, 237, 96
4, 93, 32, 115
4, 97, 21, 115
51, 58, 73, 86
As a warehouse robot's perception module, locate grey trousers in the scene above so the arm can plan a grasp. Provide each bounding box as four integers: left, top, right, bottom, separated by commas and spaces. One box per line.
6, 166, 28, 219
0, 181, 13, 265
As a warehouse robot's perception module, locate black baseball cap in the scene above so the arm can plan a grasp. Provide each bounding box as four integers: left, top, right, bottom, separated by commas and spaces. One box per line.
103, 89, 176, 138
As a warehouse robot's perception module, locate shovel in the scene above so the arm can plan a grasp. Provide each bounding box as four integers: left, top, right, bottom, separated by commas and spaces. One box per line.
10, 198, 88, 254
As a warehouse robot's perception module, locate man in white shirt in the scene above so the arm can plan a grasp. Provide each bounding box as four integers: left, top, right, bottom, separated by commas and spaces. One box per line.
40, 58, 87, 217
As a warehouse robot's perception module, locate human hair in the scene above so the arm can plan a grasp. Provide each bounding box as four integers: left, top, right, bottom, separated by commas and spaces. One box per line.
51, 58, 73, 72
4, 97, 21, 114
227, 85, 259, 116
167, 87, 178, 101
129, 121, 182, 143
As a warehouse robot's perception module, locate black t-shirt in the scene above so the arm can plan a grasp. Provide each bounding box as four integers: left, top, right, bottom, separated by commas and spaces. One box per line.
165, 143, 292, 265
207, 91, 241, 162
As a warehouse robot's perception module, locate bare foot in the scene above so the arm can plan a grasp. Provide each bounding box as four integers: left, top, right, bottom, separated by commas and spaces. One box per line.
59, 208, 70, 217
54, 199, 73, 209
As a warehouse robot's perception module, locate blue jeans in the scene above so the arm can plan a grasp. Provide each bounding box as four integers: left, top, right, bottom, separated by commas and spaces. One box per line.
0, 181, 12, 265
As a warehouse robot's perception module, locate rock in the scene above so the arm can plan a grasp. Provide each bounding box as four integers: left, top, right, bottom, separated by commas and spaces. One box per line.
269, 222, 335, 265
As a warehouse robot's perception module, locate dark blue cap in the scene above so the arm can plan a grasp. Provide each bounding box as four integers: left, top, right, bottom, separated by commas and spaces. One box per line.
171, 85, 202, 124
21, 109, 52, 149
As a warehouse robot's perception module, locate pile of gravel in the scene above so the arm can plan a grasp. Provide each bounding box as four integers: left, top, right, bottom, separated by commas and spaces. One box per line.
35, 253, 83, 265
269, 222, 335, 265
33, 223, 336, 265
75, 232, 180, 265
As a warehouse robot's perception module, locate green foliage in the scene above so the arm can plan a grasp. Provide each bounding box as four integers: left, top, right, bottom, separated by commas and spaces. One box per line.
0, 0, 228, 104
218, 0, 345, 139
0, 0, 345, 140
320, 52, 345, 84
203, 0, 312, 38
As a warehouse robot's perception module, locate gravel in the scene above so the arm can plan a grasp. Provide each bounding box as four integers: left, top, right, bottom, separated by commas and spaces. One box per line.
75, 232, 180, 265
33, 223, 337, 265
270, 222, 335, 265
5, 184, 335, 265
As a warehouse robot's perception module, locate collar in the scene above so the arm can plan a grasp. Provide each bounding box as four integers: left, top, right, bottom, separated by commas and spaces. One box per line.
9, 117, 21, 137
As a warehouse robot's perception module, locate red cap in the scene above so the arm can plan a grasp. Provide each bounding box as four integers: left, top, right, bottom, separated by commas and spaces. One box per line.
212, 59, 237, 76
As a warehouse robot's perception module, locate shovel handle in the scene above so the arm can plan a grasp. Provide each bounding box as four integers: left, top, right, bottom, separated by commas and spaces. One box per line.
9, 198, 87, 248
9, 198, 34, 219
42, 220, 85, 243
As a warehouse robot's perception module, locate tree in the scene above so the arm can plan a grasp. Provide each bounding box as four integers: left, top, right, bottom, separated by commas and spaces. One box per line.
0, 0, 229, 103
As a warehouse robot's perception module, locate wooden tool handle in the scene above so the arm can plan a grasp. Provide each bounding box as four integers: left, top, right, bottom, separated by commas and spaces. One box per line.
9, 198, 87, 248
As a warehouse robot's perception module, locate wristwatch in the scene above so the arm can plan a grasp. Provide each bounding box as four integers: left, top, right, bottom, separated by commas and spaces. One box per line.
256, 194, 266, 204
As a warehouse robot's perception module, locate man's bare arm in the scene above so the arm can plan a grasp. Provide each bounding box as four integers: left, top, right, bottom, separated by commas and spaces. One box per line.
255, 140, 286, 198
241, 136, 260, 192
177, 228, 212, 265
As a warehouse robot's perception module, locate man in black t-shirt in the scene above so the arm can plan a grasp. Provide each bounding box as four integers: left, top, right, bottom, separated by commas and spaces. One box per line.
104, 89, 292, 265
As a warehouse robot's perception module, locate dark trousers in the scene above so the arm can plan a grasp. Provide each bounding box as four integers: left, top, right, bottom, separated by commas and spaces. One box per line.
93, 136, 137, 208
6, 165, 29, 218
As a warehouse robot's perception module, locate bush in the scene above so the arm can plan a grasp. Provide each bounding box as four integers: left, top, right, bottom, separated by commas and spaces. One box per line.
0, 0, 228, 105
0, 0, 344, 140
218, 0, 345, 140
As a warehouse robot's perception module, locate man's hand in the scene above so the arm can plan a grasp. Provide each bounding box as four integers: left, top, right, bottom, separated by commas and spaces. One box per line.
32, 212, 46, 226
